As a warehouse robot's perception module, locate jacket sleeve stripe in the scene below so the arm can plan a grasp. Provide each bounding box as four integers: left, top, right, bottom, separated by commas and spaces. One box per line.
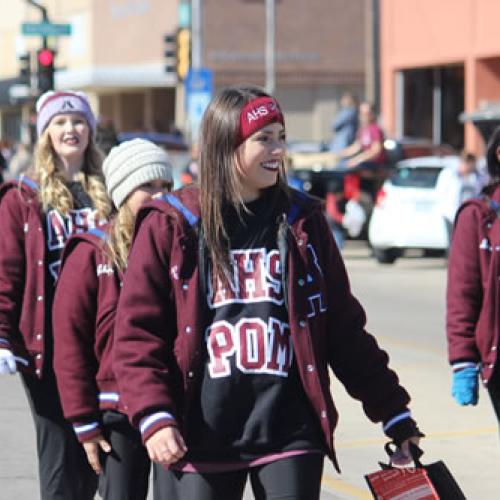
382, 410, 412, 432
139, 411, 175, 435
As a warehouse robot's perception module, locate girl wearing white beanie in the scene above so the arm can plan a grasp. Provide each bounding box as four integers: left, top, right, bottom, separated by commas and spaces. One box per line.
53, 138, 173, 500
0, 90, 111, 500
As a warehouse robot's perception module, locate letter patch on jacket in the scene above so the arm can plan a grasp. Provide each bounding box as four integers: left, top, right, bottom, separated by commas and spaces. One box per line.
46, 207, 100, 280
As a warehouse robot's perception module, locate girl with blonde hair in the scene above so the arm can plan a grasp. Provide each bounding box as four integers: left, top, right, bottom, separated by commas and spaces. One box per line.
0, 90, 111, 499
53, 138, 173, 500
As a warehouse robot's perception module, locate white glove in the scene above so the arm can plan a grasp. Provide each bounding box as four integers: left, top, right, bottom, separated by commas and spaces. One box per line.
0, 348, 18, 375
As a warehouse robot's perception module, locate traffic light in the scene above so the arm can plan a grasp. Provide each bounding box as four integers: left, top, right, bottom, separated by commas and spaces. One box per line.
164, 29, 191, 81
18, 53, 31, 84
176, 28, 191, 81
164, 33, 177, 74
37, 48, 55, 93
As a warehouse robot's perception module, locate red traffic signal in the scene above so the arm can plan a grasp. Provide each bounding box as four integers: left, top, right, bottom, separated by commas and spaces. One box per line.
37, 49, 54, 67
37, 49, 55, 93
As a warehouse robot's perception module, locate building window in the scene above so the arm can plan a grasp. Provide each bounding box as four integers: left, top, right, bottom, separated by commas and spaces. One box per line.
400, 65, 464, 150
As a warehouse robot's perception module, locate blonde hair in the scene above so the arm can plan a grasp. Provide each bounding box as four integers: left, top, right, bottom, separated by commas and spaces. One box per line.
106, 205, 135, 272
106, 184, 173, 272
32, 129, 112, 220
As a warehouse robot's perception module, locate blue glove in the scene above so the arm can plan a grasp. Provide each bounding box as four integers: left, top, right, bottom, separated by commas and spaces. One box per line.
451, 366, 479, 406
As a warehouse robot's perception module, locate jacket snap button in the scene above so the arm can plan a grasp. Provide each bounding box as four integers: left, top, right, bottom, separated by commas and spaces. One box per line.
299, 320, 306, 328
36, 354, 42, 360
35, 369, 41, 375
36, 334, 42, 341
185, 326, 192, 334
489, 363, 495, 369
298, 239, 304, 246
182, 283, 189, 290
306, 364, 314, 373
492, 346, 497, 351
320, 410, 327, 418
188, 371, 194, 378
298, 279, 305, 286
37, 295, 43, 301
37, 260, 43, 266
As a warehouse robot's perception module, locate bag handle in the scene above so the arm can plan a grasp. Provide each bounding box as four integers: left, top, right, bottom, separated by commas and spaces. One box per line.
384, 441, 424, 467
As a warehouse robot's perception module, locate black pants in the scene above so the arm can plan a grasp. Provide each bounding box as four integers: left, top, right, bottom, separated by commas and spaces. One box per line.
153, 452, 324, 500
99, 411, 151, 500
21, 369, 97, 500
487, 366, 500, 424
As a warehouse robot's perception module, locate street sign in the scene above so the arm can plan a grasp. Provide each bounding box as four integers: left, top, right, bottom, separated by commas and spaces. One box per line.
185, 68, 214, 140
21, 22, 72, 37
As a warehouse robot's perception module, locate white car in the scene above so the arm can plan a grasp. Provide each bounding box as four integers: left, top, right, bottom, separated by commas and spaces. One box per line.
368, 156, 459, 264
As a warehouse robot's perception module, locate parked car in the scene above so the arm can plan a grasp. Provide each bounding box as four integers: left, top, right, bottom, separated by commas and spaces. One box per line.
368, 155, 459, 264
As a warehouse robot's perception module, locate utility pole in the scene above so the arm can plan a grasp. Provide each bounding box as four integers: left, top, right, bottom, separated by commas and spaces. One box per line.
26, 0, 49, 48
191, 0, 202, 69
265, 0, 276, 94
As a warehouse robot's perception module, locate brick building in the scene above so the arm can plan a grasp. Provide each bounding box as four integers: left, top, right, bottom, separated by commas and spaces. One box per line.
1, 0, 373, 144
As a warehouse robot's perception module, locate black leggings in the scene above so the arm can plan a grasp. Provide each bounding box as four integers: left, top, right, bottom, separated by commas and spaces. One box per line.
99, 411, 151, 500
21, 370, 97, 500
487, 366, 500, 424
154, 452, 324, 500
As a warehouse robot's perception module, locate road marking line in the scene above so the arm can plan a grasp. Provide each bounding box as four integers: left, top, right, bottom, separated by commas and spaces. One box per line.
322, 472, 372, 499
335, 426, 497, 449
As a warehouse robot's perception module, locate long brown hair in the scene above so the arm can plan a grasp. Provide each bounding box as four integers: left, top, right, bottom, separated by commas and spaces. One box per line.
486, 125, 500, 190
32, 130, 112, 220
199, 85, 289, 284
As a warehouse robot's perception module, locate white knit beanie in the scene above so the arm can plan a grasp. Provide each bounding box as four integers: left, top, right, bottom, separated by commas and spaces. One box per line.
103, 139, 173, 209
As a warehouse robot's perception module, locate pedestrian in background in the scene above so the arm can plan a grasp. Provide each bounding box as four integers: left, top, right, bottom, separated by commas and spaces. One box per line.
435, 150, 487, 249
339, 101, 387, 170
0, 90, 112, 500
329, 92, 358, 153
113, 85, 422, 500
53, 139, 173, 500
180, 142, 200, 185
447, 127, 500, 421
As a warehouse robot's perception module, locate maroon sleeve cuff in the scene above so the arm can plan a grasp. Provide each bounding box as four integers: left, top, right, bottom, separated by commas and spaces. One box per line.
72, 421, 102, 443
139, 411, 177, 444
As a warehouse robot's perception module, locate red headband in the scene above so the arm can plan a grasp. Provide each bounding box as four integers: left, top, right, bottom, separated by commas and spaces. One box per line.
236, 96, 285, 145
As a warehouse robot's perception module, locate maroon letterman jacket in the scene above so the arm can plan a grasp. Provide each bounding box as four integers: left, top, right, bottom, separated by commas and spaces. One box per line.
53, 225, 124, 442
0, 178, 52, 377
114, 186, 412, 470
447, 185, 500, 384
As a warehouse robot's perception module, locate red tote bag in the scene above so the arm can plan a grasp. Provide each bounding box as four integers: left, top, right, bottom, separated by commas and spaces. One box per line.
365, 443, 466, 500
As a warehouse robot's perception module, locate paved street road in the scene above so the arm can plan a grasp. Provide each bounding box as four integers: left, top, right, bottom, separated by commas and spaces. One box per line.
319, 242, 499, 499
1, 241, 498, 499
